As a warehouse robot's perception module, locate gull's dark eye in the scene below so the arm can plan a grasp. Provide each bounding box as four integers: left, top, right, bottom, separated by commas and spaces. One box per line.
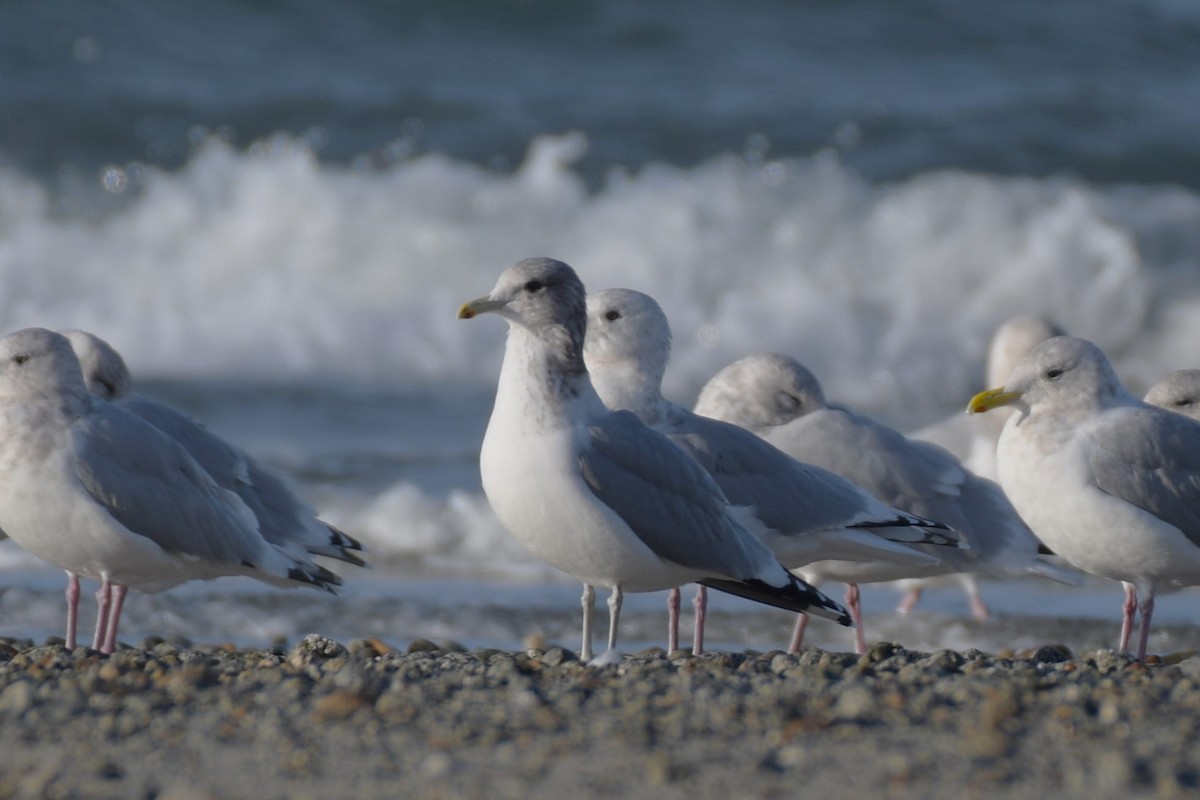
1046, 368, 1063, 380
604, 309, 621, 322
524, 280, 543, 293
12, 354, 29, 366
1176, 399, 1194, 408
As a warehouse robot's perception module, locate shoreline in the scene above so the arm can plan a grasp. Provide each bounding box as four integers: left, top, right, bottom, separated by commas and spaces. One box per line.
0, 636, 1194, 799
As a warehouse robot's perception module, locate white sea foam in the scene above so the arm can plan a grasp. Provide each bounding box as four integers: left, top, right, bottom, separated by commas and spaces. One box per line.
2, 132, 1196, 427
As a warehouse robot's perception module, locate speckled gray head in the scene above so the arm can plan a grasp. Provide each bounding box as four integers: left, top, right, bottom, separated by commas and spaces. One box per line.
1144, 369, 1200, 421
969, 335, 1131, 419
694, 353, 827, 429
986, 316, 1068, 388
584, 288, 673, 412
0, 327, 89, 403
60, 329, 132, 401
458, 260, 590, 379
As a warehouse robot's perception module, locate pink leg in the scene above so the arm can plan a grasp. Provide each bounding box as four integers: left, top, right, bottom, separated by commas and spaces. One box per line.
1118, 582, 1136, 655
667, 587, 681, 653
964, 576, 990, 621
92, 577, 112, 651
64, 573, 80, 650
692, 586, 707, 656
846, 583, 867, 656
788, 612, 809, 654
102, 585, 128, 655
895, 587, 922, 616
1135, 592, 1155, 662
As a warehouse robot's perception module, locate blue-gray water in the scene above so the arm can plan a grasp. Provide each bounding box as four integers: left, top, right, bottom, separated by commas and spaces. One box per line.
1, 0, 1199, 653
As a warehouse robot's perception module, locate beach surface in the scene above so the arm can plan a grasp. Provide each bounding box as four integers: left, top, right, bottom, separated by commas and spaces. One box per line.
0, 636, 1195, 800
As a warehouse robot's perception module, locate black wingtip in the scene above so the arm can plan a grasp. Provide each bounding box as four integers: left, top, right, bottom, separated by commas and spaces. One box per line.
288, 563, 342, 595
700, 576, 850, 626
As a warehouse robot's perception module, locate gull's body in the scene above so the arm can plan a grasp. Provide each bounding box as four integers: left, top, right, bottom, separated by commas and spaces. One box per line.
906, 316, 1066, 616
696, 353, 1078, 653
62, 330, 363, 568
971, 337, 1200, 660
0, 328, 340, 653
459, 259, 850, 662
584, 288, 957, 653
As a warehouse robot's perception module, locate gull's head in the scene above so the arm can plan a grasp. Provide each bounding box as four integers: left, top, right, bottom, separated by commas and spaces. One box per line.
969, 335, 1125, 416
583, 288, 671, 384
0, 328, 88, 403
60, 329, 132, 401
1144, 369, 1200, 421
986, 316, 1067, 388
694, 353, 826, 429
458, 257, 586, 336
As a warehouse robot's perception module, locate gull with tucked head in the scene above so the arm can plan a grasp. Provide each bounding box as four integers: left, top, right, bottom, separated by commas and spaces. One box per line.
584, 287, 960, 654
970, 336, 1200, 660
1143, 369, 1200, 421
458, 258, 850, 663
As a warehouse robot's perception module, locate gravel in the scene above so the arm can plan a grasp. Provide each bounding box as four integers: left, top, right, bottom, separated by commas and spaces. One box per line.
0, 634, 1195, 799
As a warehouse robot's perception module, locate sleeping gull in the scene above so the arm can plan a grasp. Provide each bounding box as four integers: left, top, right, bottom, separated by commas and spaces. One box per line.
457, 258, 850, 662
583, 288, 959, 654
970, 336, 1200, 660
696, 352, 1079, 654
0, 328, 342, 653
1144, 369, 1200, 421
61, 329, 364, 568
906, 316, 1066, 617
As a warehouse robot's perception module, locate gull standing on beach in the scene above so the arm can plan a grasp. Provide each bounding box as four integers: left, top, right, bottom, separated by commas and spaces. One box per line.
905, 315, 1066, 618
458, 258, 850, 662
970, 336, 1200, 660
583, 288, 959, 654
696, 353, 1078, 654
0, 328, 342, 653
1144, 369, 1200, 421
62, 329, 364, 568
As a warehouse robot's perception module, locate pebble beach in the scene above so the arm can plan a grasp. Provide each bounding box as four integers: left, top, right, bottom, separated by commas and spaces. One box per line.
0, 636, 1196, 799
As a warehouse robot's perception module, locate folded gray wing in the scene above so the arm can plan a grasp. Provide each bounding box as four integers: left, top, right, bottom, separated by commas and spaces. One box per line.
121, 393, 361, 563
1088, 406, 1200, 544
72, 402, 268, 567
579, 410, 770, 579
759, 407, 971, 529
665, 412, 899, 534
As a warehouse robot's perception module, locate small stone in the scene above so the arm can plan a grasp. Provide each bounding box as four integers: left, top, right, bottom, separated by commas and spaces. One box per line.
288, 635, 349, 667
1029, 644, 1073, 664
312, 690, 368, 721
0, 682, 35, 714
406, 639, 441, 654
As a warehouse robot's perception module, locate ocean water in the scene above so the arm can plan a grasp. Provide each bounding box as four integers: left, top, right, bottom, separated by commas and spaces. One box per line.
2, 0, 1200, 655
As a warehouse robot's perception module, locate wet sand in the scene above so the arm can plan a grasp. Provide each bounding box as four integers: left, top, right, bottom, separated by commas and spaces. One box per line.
0, 635, 1195, 799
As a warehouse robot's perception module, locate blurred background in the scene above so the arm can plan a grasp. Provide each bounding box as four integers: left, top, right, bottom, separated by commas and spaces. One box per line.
1, 0, 1199, 653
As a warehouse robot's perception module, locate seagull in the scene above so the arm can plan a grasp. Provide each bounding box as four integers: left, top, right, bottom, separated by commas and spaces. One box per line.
583, 288, 959, 654
0, 328, 342, 653
970, 336, 1200, 660
696, 352, 1079, 654
61, 329, 364, 568
1144, 369, 1200, 421
906, 315, 1066, 617
458, 258, 850, 662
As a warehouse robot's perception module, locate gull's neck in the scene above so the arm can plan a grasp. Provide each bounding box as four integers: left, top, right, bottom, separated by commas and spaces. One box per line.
588, 359, 672, 424
492, 323, 604, 434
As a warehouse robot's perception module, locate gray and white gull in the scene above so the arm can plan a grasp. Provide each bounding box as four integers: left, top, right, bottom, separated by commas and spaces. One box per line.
696, 352, 1079, 654
457, 258, 850, 662
583, 288, 959, 654
970, 336, 1200, 660
1144, 369, 1200, 422
0, 328, 342, 653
